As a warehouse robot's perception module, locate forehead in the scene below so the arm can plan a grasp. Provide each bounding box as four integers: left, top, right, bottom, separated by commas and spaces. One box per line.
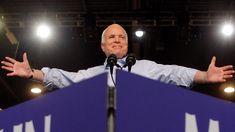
104, 25, 126, 36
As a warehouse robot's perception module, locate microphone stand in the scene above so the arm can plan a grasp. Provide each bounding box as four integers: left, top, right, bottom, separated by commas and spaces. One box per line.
107, 64, 121, 132
106, 54, 118, 132
107, 85, 116, 132
106, 54, 135, 132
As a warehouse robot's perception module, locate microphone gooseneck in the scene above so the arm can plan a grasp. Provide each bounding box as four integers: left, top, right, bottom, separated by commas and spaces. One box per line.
106, 54, 117, 132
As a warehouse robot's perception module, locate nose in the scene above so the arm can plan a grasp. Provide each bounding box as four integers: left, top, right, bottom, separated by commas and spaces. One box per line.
114, 36, 120, 42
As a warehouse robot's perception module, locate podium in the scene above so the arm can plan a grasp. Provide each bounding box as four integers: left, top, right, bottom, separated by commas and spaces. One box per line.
1, 70, 235, 132
0, 73, 107, 132
116, 70, 235, 132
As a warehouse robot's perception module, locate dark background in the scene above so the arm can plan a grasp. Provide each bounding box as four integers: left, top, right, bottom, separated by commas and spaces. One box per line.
0, 0, 235, 109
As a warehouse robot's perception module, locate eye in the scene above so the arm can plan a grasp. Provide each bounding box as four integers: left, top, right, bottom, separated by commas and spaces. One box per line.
109, 35, 115, 38
120, 35, 125, 39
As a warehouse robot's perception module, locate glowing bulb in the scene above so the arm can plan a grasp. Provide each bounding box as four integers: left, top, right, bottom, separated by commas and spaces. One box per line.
135, 30, 144, 38
224, 86, 235, 93
221, 24, 234, 36
36, 24, 51, 39
31, 87, 42, 94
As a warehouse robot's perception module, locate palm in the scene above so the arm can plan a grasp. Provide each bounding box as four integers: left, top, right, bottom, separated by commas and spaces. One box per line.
207, 56, 234, 83
1, 53, 32, 78
12, 61, 31, 77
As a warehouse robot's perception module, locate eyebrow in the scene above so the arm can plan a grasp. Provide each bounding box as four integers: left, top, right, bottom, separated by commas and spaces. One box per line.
108, 33, 126, 37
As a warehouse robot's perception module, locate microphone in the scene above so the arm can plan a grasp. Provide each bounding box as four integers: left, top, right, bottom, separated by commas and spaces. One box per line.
106, 54, 118, 132
123, 54, 136, 72
107, 54, 117, 75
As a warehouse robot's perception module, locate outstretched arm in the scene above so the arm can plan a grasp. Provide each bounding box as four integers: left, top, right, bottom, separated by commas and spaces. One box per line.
194, 56, 235, 83
1, 52, 44, 83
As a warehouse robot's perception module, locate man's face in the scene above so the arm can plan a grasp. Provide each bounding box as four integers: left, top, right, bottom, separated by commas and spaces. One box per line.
101, 24, 128, 59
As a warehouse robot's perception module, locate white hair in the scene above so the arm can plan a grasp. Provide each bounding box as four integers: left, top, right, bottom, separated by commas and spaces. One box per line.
101, 28, 107, 44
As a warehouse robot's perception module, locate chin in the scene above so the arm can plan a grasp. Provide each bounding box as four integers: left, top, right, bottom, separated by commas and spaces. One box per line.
116, 54, 126, 59
107, 52, 127, 59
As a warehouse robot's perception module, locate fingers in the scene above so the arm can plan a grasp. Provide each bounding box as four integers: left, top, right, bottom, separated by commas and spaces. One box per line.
1, 65, 16, 76
6, 72, 16, 76
221, 65, 234, 71
224, 70, 235, 75
1, 66, 13, 72
209, 56, 216, 67
4, 56, 17, 64
223, 69, 234, 79
223, 74, 233, 79
1, 61, 14, 67
23, 52, 28, 62
220, 79, 226, 82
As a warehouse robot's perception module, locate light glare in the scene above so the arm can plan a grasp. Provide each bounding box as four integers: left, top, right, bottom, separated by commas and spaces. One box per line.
224, 86, 235, 93
36, 24, 51, 39
221, 24, 234, 36
135, 30, 144, 37
31, 87, 42, 94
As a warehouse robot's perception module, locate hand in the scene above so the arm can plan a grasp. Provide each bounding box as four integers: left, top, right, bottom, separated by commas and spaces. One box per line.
1, 52, 33, 78
206, 56, 235, 83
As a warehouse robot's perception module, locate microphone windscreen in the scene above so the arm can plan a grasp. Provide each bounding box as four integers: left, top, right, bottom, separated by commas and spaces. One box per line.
126, 53, 136, 65
107, 54, 117, 65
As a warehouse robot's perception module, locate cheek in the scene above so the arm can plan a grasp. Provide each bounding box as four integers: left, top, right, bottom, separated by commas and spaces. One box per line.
107, 45, 113, 50
123, 45, 128, 51
104, 46, 113, 53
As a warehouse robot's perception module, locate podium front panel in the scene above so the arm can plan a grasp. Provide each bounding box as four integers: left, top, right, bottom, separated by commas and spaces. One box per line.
116, 70, 235, 132
0, 73, 107, 132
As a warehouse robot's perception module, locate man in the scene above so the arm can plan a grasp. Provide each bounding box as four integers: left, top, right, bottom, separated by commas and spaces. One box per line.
1, 24, 235, 89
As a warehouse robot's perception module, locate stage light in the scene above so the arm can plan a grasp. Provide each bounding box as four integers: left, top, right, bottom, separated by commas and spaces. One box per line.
135, 30, 144, 38
221, 23, 234, 37
224, 86, 235, 93
31, 87, 42, 94
36, 24, 51, 39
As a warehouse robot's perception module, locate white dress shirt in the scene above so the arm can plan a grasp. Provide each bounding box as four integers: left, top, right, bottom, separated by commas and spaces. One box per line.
42, 57, 198, 89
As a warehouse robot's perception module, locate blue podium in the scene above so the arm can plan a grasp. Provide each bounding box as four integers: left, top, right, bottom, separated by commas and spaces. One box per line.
0, 73, 107, 132
1, 70, 235, 132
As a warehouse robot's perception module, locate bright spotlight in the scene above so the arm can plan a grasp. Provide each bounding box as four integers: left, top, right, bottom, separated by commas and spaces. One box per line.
224, 86, 235, 93
135, 30, 144, 38
31, 87, 42, 94
36, 24, 51, 39
221, 23, 234, 36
